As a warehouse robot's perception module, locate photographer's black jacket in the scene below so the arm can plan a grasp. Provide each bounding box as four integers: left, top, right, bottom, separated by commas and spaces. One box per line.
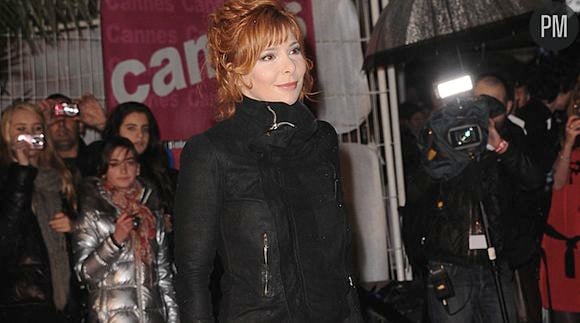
498, 119, 548, 268
174, 97, 361, 323
420, 142, 543, 266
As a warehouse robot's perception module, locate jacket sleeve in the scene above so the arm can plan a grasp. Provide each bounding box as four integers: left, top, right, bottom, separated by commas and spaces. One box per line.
0, 164, 37, 260
155, 212, 180, 323
319, 121, 365, 321
73, 217, 123, 284
174, 134, 221, 323
497, 140, 544, 191
72, 191, 124, 284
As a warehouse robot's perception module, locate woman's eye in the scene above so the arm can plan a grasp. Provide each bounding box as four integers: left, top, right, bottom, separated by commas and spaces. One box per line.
260, 54, 274, 61
290, 47, 301, 55
125, 126, 136, 131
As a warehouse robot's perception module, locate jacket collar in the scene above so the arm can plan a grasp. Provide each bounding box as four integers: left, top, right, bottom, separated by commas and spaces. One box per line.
235, 96, 318, 152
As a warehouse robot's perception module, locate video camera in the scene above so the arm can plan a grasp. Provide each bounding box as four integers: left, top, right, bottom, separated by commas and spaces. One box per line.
417, 95, 506, 180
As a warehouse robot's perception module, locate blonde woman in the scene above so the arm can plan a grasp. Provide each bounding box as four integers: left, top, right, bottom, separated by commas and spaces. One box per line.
0, 101, 78, 322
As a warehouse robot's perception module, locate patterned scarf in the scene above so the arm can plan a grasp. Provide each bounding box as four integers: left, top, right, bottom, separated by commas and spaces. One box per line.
103, 181, 156, 265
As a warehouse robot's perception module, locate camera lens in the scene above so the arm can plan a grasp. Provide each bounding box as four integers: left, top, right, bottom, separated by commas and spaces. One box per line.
132, 216, 141, 229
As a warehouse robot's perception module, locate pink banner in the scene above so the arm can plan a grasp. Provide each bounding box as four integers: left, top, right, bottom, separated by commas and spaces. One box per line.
101, 0, 316, 145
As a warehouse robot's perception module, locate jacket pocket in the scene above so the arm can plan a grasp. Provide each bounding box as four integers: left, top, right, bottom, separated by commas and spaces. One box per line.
260, 232, 273, 297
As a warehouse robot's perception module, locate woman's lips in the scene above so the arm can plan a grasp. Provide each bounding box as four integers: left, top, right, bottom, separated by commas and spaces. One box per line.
276, 81, 298, 90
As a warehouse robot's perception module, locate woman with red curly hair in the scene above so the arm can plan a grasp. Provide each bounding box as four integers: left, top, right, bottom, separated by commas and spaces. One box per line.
174, 0, 362, 322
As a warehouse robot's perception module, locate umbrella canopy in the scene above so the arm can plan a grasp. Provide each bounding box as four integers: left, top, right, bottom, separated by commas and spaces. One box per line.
364, 0, 544, 69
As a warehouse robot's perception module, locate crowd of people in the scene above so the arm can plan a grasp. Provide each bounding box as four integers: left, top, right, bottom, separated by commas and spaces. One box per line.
1, 0, 579, 323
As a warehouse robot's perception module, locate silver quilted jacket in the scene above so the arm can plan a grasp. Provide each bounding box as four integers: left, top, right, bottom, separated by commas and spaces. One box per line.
73, 177, 179, 323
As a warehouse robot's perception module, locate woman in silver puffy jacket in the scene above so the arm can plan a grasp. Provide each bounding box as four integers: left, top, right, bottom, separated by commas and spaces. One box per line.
72, 137, 179, 323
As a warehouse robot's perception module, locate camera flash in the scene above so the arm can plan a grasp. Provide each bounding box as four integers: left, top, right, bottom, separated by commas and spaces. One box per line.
435, 75, 473, 99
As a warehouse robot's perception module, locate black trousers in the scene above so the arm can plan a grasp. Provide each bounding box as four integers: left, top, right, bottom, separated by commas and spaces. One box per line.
0, 304, 65, 323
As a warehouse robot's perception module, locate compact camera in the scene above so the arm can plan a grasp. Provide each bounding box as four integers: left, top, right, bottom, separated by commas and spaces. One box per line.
447, 124, 482, 151
17, 134, 45, 150
53, 102, 79, 117
132, 215, 141, 229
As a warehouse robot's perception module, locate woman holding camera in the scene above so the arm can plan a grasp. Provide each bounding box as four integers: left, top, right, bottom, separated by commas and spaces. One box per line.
0, 102, 77, 322
539, 90, 580, 323
80, 102, 178, 254
72, 137, 179, 323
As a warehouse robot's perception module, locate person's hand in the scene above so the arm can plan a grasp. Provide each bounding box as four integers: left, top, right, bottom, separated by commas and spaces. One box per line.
37, 98, 59, 125
563, 115, 580, 148
113, 212, 134, 244
13, 140, 31, 166
49, 212, 72, 233
77, 93, 106, 131
163, 213, 173, 233
487, 118, 502, 148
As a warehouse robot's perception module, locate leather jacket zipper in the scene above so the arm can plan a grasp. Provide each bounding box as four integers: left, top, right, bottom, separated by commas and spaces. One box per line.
261, 232, 271, 297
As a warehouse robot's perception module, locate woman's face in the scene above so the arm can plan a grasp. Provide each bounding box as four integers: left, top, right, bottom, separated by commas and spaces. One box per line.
119, 112, 150, 155
8, 108, 43, 158
240, 33, 306, 105
105, 147, 139, 190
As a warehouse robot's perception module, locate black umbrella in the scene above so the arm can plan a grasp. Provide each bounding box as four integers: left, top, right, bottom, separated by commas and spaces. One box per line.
363, 0, 544, 69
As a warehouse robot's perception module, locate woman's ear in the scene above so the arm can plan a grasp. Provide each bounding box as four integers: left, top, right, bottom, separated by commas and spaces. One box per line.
137, 165, 140, 176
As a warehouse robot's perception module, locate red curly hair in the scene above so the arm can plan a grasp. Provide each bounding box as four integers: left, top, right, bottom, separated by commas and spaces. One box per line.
207, 0, 314, 120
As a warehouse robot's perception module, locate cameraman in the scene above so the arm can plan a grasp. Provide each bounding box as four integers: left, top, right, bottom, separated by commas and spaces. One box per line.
419, 78, 543, 323
475, 75, 547, 322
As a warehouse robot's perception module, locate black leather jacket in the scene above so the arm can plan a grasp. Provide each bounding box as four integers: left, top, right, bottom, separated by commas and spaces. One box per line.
498, 118, 548, 268
174, 97, 362, 323
422, 141, 544, 266
0, 164, 52, 307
